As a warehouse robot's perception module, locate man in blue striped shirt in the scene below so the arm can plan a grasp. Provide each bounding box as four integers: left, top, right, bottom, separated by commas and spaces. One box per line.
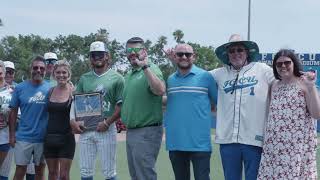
164, 44, 217, 180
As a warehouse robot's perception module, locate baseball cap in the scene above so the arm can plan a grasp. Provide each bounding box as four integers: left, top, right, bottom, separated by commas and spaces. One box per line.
4, 61, 15, 70
90, 41, 108, 52
44, 52, 58, 60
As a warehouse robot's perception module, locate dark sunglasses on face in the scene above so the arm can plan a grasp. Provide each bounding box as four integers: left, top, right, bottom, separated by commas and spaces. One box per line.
276, 61, 292, 68
45, 59, 57, 65
126, 47, 143, 54
228, 48, 246, 54
5, 70, 15, 75
176, 52, 193, 58
32, 66, 45, 71
90, 52, 105, 60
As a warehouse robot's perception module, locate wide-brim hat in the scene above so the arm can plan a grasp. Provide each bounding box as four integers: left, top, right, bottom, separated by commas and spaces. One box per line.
215, 34, 259, 65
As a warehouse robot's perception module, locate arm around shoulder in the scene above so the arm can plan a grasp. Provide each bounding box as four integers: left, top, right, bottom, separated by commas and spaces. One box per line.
301, 82, 320, 119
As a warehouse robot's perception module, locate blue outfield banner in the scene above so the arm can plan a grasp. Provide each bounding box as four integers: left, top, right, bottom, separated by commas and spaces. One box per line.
212, 53, 320, 132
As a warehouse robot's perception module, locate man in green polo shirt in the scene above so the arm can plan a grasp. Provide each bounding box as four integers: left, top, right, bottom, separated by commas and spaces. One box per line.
121, 37, 166, 180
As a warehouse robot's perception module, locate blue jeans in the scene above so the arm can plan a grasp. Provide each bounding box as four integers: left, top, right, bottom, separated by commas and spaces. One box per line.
0, 176, 8, 180
220, 143, 262, 180
169, 151, 211, 180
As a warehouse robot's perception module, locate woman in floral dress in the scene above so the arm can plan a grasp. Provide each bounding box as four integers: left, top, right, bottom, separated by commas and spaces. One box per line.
258, 49, 320, 179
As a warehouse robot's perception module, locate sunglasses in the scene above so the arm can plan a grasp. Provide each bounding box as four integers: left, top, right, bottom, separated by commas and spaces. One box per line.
32, 66, 45, 71
276, 61, 292, 68
5, 70, 15, 75
228, 48, 246, 54
176, 52, 193, 58
90, 52, 106, 60
126, 47, 143, 54
45, 59, 57, 65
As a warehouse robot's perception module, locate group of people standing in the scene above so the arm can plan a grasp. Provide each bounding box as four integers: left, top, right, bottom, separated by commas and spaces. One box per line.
0, 33, 319, 180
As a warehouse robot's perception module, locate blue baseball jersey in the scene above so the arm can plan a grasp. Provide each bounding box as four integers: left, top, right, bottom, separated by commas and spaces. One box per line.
165, 65, 217, 152
9, 81, 50, 143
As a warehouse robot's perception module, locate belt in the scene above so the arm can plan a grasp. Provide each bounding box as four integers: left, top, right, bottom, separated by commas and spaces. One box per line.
129, 122, 162, 129
145, 122, 162, 127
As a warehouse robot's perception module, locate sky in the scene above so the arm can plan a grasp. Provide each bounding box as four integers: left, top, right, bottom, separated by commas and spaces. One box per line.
1, 0, 320, 53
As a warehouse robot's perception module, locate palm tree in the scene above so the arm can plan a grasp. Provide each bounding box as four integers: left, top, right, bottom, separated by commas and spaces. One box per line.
173, 29, 184, 43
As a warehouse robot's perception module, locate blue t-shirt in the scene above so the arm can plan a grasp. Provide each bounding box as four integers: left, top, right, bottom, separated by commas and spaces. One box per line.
164, 65, 217, 152
9, 80, 50, 143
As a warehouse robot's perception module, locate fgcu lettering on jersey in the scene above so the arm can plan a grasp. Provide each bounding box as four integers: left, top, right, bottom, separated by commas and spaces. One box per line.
0, 88, 12, 113
28, 92, 46, 103
223, 76, 258, 94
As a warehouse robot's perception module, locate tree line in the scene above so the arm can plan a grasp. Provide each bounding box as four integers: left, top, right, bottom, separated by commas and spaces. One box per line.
0, 29, 221, 83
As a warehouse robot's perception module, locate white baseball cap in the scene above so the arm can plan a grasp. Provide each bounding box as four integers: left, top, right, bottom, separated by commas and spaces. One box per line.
4, 61, 15, 70
44, 52, 58, 60
90, 41, 108, 52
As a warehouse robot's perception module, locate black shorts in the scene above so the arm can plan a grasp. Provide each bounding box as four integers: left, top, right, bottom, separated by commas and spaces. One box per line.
44, 134, 75, 159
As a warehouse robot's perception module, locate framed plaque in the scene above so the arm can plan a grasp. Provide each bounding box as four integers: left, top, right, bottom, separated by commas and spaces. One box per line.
74, 92, 104, 131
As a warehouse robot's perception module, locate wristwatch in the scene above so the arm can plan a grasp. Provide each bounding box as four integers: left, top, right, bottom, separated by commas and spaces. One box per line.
142, 65, 150, 70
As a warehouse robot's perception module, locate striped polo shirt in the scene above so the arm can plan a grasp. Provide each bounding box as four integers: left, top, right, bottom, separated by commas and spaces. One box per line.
165, 65, 217, 152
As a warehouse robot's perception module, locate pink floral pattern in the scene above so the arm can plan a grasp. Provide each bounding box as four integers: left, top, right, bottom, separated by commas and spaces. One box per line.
258, 83, 317, 180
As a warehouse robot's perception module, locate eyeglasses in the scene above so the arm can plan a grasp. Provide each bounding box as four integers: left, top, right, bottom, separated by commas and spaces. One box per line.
45, 59, 57, 65
126, 47, 143, 54
228, 48, 246, 54
276, 61, 292, 68
90, 52, 106, 60
32, 66, 45, 71
176, 52, 193, 58
5, 70, 15, 75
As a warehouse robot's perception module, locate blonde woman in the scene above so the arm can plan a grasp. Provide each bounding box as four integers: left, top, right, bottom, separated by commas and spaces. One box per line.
43, 60, 75, 180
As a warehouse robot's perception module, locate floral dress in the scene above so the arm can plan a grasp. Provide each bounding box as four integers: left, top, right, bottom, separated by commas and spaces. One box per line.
258, 82, 317, 180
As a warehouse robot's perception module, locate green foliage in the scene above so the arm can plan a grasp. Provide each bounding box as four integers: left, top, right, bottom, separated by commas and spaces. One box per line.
0, 29, 220, 83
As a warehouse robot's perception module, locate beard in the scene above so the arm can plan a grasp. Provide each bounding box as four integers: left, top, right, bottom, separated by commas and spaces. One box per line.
32, 72, 44, 82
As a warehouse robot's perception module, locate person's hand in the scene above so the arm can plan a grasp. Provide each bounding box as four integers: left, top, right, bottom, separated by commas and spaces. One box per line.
0, 116, 7, 129
96, 121, 109, 132
134, 49, 148, 67
9, 135, 15, 148
71, 120, 85, 134
300, 71, 317, 89
163, 48, 175, 62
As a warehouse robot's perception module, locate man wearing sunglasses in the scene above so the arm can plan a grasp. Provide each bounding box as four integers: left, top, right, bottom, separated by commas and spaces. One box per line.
210, 34, 274, 180
164, 44, 217, 180
121, 37, 165, 180
44, 52, 58, 87
9, 56, 50, 180
4, 61, 17, 87
70, 41, 124, 180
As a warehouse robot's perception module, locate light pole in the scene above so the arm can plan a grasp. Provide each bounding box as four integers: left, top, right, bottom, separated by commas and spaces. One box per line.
247, 0, 251, 40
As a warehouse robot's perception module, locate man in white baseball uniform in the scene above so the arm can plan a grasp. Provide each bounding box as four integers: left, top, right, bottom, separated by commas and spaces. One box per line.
70, 41, 124, 180
210, 34, 274, 180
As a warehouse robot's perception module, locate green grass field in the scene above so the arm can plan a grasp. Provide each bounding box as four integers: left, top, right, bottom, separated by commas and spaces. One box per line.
69, 141, 224, 180
8, 138, 320, 179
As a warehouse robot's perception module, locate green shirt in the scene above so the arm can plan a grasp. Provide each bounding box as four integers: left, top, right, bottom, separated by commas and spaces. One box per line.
121, 63, 164, 128
76, 69, 124, 118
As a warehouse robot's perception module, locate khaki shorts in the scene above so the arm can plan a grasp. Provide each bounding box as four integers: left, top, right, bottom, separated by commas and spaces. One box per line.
14, 141, 45, 166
